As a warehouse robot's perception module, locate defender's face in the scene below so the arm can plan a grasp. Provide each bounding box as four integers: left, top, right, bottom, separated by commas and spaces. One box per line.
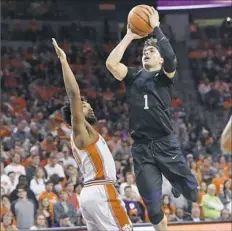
142, 46, 163, 70
82, 101, 97, 124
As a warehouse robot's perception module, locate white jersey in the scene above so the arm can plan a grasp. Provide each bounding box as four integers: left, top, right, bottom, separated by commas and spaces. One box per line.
70, 133, 116, 184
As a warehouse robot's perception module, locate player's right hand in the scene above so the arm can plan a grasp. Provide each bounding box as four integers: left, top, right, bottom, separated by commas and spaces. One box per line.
52, 38, 67, 61
126, 24, 147, 40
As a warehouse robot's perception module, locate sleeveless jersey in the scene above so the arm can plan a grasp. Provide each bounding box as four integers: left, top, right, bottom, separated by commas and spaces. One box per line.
70, 133, 116, 184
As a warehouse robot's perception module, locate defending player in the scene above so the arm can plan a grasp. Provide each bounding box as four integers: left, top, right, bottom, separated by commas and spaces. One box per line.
52, 38, 132, 231
106, 7, 198, 231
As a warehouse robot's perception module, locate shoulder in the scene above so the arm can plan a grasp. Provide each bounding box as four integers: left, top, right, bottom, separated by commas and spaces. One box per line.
123, 67, 142, 87
30, 178, 36, 184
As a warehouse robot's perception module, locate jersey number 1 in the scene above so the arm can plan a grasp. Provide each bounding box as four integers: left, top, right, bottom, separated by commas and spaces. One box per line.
144, 94, 149, 109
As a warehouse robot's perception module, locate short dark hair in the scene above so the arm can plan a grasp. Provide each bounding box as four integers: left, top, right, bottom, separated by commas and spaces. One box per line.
17, 184, 27, 192
144, 37, 161, 53
61, 96, 87, 125
45, 180, 53, 185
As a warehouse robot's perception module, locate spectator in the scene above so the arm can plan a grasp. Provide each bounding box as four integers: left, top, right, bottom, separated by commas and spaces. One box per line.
8, 171, 17, 192
45, 153, 65, 180
4, 153, 26, 184
212, 168, 229, 195
11, 185, 36, 229
1, 162, 12, 195
10, 176, 38, 209
200, 157, 215, 184
30, 166, 46, 199
27, 123, 44, 144
173, 208, 185, 222
189, 160, 202, 184
65, 182, 79, 212
39, 180, 59, 204
114, 140, 131, 158
30, 214, 48, 230
119, 172, 139, 197
12, 120, 28, 143
220, 208, 231, 221
219, 179, 232, 213
65, 165, 79, 185
0, 195, 11, 216
197, 181, 207, 205
123, 186, 143, 223
202, 184, 224, 220
26, 153, 41, 183
161, 194, 176, 222
54, 190, 76, 225
37, 198, 54, 227
58, 214, 74, 227
61, 145, 77, 168
187, 204, 203, 222
115, 159, 125, 185
0, 212, 18, 231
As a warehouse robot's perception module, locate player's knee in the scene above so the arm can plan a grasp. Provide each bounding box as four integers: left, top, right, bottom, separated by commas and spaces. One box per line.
147, 205, 164, 225
183, 188, 198, 202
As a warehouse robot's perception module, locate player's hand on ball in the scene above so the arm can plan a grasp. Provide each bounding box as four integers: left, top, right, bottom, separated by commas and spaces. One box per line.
52, 38, 67, 61
147, 6, 160, 28
126, 24, 147, 40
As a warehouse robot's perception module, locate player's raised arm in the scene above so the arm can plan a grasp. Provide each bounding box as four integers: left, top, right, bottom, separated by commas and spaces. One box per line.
52, 38, 92, 148
106, 26, 145, 81
148, 7, 177, 78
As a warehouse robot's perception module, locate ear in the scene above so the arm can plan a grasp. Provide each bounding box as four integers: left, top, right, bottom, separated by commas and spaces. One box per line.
160, 57, 164, 64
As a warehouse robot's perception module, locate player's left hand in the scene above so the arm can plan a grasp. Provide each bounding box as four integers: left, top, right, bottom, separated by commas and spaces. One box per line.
52, 38, 67, 61
147, 6, 160, 28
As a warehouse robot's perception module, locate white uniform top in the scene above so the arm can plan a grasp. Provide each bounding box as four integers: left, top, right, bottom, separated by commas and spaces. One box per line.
70, 133, 116, 184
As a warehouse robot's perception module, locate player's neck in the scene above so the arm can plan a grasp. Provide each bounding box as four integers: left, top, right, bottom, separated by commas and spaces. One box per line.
144, 66, 161, 72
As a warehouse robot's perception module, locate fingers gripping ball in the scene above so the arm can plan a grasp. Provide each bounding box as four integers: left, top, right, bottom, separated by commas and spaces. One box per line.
128, 5, 153, 36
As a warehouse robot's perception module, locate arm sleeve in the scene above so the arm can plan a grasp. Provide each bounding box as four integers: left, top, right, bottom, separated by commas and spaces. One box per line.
123, 67, 138, 88
154, 27, 177, 73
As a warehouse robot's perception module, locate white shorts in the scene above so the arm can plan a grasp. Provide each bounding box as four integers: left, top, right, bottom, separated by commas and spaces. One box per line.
80, 182, 133, 231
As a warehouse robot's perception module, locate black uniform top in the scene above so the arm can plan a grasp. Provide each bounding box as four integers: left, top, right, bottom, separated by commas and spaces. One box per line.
123, 67, 177, 140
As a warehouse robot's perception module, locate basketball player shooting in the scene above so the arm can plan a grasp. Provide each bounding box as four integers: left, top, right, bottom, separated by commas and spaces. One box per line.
106, 6, 198, 231
52, 38, 133, 231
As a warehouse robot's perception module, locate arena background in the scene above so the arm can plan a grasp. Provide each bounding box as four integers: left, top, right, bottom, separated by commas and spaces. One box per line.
1, 0, 231, 230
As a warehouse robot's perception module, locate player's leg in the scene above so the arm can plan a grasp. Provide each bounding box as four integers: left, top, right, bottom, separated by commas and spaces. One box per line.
103, 184, 133, 231
80, 184, 132, 231
152, 137, 199, 202
79, 186, 100, 231
132, 143, 168, 231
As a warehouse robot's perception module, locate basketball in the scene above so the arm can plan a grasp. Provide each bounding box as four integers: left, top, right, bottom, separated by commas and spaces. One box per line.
128, 5, 153, 36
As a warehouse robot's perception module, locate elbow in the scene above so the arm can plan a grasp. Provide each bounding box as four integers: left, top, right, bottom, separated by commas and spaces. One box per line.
163, 56, 177, 73
106, 59, 114, 70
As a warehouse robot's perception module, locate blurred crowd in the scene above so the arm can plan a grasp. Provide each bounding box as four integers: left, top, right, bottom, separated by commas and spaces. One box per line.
1, 2, 232, 231
1, 0, 68, 20
188, 19, 232, 111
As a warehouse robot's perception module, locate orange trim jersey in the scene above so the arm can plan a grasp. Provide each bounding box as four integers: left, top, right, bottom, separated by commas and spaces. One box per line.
70, 133, 116, 184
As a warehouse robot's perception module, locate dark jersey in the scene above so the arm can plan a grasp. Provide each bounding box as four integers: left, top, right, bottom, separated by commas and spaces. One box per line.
123, 67, 177, 140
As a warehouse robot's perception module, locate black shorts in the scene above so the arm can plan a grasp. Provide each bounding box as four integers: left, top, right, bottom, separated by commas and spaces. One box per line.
131, 135, 198, 205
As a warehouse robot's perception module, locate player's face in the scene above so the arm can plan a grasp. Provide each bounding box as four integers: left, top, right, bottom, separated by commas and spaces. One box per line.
82, 101, 97, 125
142, 46, 164, 70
